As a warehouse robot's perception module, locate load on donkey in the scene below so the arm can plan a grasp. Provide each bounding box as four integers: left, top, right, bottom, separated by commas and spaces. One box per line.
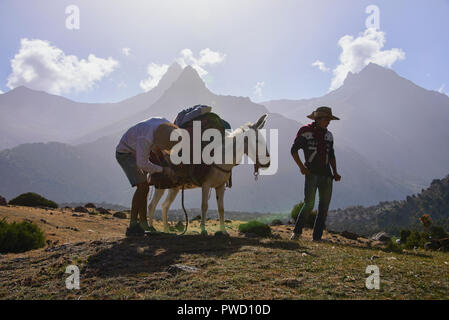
147, 105, 271, 235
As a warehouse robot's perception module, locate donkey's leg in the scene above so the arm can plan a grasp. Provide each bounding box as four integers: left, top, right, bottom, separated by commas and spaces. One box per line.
148, 188, 165, 229
200, 185, 211, 236
215, 183, 228, 235
161, 188, 180, 233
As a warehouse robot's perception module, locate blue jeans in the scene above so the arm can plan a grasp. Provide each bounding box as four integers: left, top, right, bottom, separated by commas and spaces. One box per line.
293, 174, 333, 240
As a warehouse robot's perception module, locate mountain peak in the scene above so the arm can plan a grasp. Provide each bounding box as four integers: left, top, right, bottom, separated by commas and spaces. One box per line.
343, 63, 398, 87
156, 62, 184, 90
167, 65, 207, 92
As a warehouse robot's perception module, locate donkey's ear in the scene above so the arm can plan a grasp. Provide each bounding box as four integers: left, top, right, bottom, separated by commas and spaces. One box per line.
253, 114, 268, 129
258, 120, 266, 129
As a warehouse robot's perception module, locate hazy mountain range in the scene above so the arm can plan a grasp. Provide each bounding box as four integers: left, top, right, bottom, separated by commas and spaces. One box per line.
327, 174, 449, 236
0, 63, 448, 213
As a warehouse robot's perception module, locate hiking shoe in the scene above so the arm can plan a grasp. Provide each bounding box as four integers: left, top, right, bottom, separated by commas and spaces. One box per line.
290, 233, 301, 241
126, 221, 145, 237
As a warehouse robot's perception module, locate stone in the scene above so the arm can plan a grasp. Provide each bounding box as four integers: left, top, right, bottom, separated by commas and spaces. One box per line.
341, 231, 359, 240
371, 232, 391, 242
166, 264, 199, 274
84, 203, 96, 208
96, 207, 110, 214
113, 211, 127, 219
74, 206, 89, 213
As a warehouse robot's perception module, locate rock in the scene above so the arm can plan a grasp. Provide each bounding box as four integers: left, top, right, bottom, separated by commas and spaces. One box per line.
244, 232, 259, 238
270, 233, 282, 239
340, 231, 359, 240
270, 219, 283, 226
84, 203, 96, 208
166, 264, 199, 274
72, 213, 84, 217
74, 206, 89, 213
278, 278, 302, 288
0, 195, 7, 206
96, 207, 110, 214
425, 238, 449, 251
113, 211, 127, 219
371, 232, 391, 242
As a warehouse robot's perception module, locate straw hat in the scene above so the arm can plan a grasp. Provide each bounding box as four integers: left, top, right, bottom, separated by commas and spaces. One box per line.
307, 106, 340, 120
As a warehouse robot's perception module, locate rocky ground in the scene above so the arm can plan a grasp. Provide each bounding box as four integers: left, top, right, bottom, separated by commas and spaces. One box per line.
1, 205, 448, 299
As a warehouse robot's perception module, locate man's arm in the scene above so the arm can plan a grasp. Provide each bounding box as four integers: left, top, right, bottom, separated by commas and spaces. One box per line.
329, 142, 341, 181
291, 137, 309, 175
136, 137, 163, 174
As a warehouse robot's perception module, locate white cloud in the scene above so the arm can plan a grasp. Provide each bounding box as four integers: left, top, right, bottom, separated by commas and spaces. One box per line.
139, 63, 169, 92
312, 60, 330, 72
139, 48, 226, 92
329, 28, 405, 91
0, 89, 3, 94
122, 47, 131, 56
253, 81, 265, 99
438, 84, 448, 96
176, 48, 226, 78
7, 38, 118, 95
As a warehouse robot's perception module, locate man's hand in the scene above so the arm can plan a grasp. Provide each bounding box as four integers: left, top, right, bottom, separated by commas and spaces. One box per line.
333, 173, 341, 181
299, 166, 310, 176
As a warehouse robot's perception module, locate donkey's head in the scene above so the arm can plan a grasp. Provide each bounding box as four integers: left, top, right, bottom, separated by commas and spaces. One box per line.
245, 114, 271, 170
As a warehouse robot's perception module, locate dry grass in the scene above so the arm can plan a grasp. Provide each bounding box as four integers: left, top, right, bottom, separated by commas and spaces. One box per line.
0, 206, 448, 300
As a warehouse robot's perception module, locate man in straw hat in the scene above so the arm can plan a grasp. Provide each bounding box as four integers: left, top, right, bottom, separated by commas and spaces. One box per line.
290, 106, 341, 241
116, 117, 178, 236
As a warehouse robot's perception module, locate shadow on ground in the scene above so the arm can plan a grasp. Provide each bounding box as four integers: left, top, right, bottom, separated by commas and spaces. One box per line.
86, 234, 309, 277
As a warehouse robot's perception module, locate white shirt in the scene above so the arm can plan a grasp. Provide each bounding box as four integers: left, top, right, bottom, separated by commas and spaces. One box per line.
116, 117, 170, 174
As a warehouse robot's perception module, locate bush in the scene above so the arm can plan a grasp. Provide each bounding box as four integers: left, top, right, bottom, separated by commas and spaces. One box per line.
0, 218, 46, 253
9, 192, 58, 209
290, 202, 317, 228
270, 219, 283, 226
385, 239, 403, 253
404, 231, 427, 249
429, 226, 449, 240
400, 229, 411, 243
238, 220, 271, 237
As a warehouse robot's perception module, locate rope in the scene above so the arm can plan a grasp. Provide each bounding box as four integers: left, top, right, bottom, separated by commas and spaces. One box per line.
178, 185, 188, 235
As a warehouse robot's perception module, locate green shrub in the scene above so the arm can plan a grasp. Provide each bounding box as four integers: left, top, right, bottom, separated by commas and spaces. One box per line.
9, 192, 58, 208
385, 239, 403, 253
400, 229, 411, 243
404, 231, 427, 249
290, 202, 317, 228
271, 219, 283, 226
238, 220, 271, 237
0, 218, 46, 253
429, 226, 449, 240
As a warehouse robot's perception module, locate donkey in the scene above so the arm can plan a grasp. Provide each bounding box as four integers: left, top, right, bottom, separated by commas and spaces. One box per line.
147, 114, 271, 235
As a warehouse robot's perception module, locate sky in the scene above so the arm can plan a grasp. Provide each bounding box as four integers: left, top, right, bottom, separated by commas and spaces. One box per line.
0, 0, 448, 103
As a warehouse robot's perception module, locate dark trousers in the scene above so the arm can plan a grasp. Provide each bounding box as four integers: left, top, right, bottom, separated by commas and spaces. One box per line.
293, 174, 333, 240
